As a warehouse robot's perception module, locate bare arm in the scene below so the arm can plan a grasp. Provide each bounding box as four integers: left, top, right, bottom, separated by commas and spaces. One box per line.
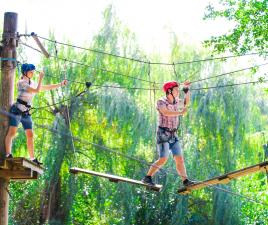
158, 107, 187, 117
41, 79, 68, 91
41, 83, 61, 91
26, 72, 44, 94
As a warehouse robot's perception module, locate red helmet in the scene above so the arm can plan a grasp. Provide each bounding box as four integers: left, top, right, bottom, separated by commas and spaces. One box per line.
163, 81, 179, 92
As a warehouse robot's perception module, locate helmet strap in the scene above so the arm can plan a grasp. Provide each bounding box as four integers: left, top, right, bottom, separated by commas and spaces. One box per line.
167, 88, 176, 104
23, 73, 31, 85
171, 92, 176, 104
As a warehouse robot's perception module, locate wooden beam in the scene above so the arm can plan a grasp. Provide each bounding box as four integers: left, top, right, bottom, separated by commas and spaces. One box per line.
70, 167, 162, 192
11, 171, 38, 180
31, 32, 50, 58
0, 169, 32, 179
0, 169, 39, 180
178, 161, 268, 194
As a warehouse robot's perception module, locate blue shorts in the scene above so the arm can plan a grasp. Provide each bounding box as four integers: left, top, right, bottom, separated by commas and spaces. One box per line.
157, 139, 182, 158
9, 105, 33, 130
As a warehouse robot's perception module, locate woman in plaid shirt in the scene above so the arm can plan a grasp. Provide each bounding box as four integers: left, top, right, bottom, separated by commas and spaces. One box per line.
142, 81, 194, 186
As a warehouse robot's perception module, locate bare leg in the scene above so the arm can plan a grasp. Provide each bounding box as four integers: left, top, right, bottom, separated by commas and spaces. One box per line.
25, 129, 34, 159
147, 157, 168, 177
174, 155, 187, 181
5, 126, 18, 155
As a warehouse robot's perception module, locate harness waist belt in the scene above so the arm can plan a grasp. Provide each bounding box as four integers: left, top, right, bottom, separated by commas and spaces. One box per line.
17, 99, 31, 108
158, 126, 178, 132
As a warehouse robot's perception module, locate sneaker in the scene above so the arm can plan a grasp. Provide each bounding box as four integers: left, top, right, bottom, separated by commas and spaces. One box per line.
6, 154, 13, 159
183, 179, 195, 186
31, 158, 43, 165
141, 176, 155, 186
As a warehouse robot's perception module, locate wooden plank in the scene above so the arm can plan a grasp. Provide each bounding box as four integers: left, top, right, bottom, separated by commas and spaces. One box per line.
70, 167, 162, 192
218, 177, 231, 184
228, 165, 262, 179
178, 161, 268, 194
178, 187, 189, 195
21, 158, 44, 175
5, 158, 44, 175
0, 157, 43, 180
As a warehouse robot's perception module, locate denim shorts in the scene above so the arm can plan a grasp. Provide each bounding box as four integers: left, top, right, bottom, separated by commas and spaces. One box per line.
157, 138, 182, 158
9, 105, 33, 130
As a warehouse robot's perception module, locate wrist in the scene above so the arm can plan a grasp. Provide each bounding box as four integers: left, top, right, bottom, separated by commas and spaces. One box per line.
183, 87, 189, 94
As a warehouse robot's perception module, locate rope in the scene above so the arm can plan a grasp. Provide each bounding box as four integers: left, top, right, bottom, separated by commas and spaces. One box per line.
29, 72, 268, 93
63, 58, 77, 163
28, 34, 268, 66
31, 87, 90, 111
33, 123, 169, 175
54, 40, 77, 163
19, 41, 156, 84
205, 184, 268, 206
172, 62, 178, 79
191, 62, 268, 84
20, 41, 268, 91
0, 57, 17, 61
147, 62, 156, 161
37, 76, 267, 92
191, 78, 268, 91
32, 122, 268, 206
0, 108, 266, 206
87, 78, 268, 91
0, 57, 20, 71
7, 35, 268, 207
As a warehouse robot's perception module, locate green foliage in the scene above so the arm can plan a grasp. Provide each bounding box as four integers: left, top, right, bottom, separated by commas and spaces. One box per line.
204, 0, 268, 55
3, 4, 268, 225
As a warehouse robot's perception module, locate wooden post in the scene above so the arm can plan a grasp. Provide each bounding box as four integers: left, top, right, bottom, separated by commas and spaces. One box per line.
0, 12, 17, 225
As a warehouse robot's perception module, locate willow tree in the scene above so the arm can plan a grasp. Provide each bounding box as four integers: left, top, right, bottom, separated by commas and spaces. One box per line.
6, 4, 268, 225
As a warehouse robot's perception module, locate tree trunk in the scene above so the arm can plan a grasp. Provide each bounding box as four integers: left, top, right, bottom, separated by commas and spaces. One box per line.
0, 12, 17, 225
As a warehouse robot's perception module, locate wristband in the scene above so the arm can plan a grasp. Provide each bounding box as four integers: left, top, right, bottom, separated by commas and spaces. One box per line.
183, 87, 189, 94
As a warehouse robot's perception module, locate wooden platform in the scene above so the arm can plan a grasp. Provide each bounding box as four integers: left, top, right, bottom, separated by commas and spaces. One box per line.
178, 161, 268, 195
0, 157, 44, 180
70, 167, 162, 192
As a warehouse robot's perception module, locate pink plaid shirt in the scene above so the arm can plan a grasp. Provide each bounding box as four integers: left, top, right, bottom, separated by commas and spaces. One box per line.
156, 97, 184, 129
